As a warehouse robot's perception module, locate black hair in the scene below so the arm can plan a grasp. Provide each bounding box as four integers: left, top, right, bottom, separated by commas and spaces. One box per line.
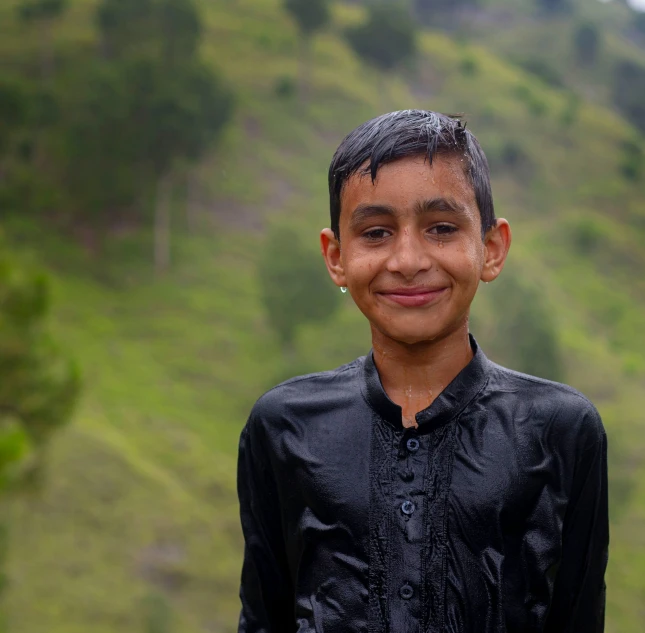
328, 110, 496, 239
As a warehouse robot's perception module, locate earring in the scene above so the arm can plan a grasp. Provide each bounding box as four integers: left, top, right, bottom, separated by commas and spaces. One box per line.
340, 287, 348, 294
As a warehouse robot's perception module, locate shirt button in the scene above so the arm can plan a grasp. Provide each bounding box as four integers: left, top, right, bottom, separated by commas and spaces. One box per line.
401, 500, 416, 516
399, 584, 414, 600
400, 469, 414, 482
406, 437, 420, 453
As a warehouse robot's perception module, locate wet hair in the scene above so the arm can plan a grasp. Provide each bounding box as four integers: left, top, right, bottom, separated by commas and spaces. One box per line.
328, 110, 496, 239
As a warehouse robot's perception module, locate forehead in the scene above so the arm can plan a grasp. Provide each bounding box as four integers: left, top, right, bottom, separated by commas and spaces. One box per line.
340, 154, 477, 218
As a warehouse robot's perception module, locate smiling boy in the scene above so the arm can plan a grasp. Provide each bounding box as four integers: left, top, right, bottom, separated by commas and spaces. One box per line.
237, 110, 609, 632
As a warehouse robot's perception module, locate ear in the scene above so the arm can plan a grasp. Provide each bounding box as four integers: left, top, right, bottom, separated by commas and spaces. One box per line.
320, 228, 347, 288
481, 219, 512, 283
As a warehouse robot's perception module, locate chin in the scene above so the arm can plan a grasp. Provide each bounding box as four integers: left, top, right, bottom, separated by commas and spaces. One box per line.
376, 324, 446, 346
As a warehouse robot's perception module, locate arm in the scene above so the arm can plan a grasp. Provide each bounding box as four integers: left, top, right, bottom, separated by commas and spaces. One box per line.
545, 421, 609, 633
237, 421, 295, 633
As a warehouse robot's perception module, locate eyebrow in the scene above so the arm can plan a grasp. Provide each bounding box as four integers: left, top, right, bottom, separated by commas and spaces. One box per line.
349, 197, 468, 231
348, 204, 397, 231
414, 197, 468, 216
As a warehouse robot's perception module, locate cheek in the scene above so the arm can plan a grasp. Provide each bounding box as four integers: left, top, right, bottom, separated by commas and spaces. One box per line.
342, 249, 383, 286
443, 241, 485, 285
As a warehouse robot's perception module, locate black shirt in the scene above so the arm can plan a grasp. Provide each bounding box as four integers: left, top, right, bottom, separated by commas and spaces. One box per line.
237, 336, 608, 633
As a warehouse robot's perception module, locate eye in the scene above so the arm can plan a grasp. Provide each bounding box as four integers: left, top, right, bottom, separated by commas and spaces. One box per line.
428, 224, 458, 236
362, 228, 391, 241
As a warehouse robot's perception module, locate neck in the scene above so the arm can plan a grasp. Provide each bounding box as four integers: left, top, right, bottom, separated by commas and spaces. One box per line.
371, 321, 474, 429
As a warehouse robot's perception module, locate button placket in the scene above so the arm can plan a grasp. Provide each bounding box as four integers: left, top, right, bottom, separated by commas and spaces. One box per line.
392, 429, 424, 618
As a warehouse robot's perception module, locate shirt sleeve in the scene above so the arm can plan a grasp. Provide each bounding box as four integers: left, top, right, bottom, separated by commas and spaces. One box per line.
237, 420, 295, 633
545, 415, 609, 633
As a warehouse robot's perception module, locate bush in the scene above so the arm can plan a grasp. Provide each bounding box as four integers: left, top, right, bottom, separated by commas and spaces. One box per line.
515, 57, 564, 89
473, 271, 564, 382
573, 22, 601, 67
459, 55, 479, 76
258, 225, 341, 347
620, 136, 644, 182
344, 3, 417, 71
513, 84, 548, 118
487, 138, 533, 179
536, 0, 571, 15
568, 217, 603, 255
612, 59, 645, 134
559, 92, 580, 127
274, 75, 296, 99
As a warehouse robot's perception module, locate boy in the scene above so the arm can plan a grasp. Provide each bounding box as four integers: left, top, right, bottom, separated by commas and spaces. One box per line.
237, 110, 609, 632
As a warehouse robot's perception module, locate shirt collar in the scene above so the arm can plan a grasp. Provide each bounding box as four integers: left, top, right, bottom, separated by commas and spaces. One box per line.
362, 334, 489, 432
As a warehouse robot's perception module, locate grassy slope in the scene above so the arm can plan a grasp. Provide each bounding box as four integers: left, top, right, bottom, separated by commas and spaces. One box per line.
1, 0, 645, 631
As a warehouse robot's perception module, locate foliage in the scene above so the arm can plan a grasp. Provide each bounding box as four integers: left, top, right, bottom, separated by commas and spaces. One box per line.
0, 79, 28, 156
413, 0, 478, 23
258, 226, 341, 347
58, 61, 141, 226
612, 59, 645, 134
513, 83, 548, 118
94, 0, 232, 181
142, 592, 174, 633
47, 0, 234, 263
345, 3, 417, 71
487, 138, 533, 179
620, 135, 644, 182
514, 57, 564, 89
476, 272, 564, 382
16, 0, 68, 80
16, 0, 66, 22
635, 12, 645, 38
284, 0, 330, 37
535, 0, 571, 15
274, 74, 296, 99
0, 250, 80, 491
0, 247, 79, 609
573, 22, 601, 67
97, 0, 202, 63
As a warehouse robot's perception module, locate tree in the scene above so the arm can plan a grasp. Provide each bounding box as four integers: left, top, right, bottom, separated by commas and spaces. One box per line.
345, 3, 417, 73
620, 134, 644, 182
0, 78, 28, 163
535, 0, 571, 15
284, 0, 330, 100
58, 61, 142, 251
96, 0, 201, 63
413, 0, 478, 26
472, 271, 564, 382
124, 58, 233, 271
612, 59, 645, 134
0, 248, 80, 603
16, 0, 68, 80
259, 225, 341, 349
573, 22, 601, 67
63, 0, 234, 267
635, 12, 645, 38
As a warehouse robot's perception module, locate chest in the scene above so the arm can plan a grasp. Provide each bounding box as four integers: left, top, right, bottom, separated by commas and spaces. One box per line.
274, 408, 566, 549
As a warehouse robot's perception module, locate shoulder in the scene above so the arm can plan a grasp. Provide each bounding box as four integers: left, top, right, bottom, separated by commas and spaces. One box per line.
486, 360, 605, 446
243, 356, 365, 437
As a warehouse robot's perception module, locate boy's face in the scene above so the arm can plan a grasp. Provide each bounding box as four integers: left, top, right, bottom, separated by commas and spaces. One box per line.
321, 154, 511, 346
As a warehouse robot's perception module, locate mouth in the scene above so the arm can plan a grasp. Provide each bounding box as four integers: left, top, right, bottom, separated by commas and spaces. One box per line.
376, 287, 448, 308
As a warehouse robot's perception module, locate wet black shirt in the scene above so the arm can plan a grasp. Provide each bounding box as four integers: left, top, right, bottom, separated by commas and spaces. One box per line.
237, 337, 608, 633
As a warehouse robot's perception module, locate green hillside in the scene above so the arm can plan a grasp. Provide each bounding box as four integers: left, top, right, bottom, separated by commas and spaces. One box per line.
1, 0, 645, 631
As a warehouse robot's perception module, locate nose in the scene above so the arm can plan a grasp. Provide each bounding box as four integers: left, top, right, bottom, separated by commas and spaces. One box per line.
385, 228, 433, 280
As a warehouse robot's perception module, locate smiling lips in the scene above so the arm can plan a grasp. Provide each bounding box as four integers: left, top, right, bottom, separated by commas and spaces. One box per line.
377, 287, 447, 307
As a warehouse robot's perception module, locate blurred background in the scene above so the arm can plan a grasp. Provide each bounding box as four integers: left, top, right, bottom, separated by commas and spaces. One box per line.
0, 0, 644, 631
